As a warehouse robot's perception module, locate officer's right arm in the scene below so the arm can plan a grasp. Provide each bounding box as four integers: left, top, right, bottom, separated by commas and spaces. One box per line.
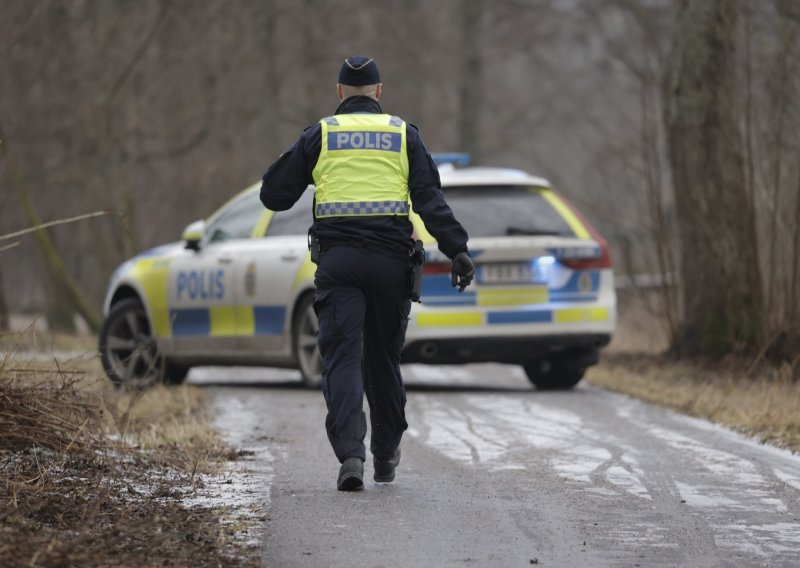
260, 126, 320, 211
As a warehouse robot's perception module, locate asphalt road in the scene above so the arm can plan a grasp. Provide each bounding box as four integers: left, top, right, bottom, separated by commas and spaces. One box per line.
191, 364, 800, 568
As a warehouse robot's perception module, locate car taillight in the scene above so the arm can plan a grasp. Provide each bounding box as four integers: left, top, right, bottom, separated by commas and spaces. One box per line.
553, 192, 613, 270
559, 239, 612, 269
423, 262, 451, 274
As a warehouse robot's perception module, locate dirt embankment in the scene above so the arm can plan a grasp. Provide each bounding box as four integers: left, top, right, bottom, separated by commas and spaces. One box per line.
0, 334, 261, 567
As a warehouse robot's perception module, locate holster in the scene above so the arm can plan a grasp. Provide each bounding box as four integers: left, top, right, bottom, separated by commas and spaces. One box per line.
308, 231, 321, 264
407, 240, 425, 302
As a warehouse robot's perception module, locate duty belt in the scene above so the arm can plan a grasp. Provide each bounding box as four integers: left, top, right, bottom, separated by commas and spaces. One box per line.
315, 200, 409, 217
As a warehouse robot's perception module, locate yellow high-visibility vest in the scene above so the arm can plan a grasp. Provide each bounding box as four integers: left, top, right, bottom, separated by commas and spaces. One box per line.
312, 114, 410, 218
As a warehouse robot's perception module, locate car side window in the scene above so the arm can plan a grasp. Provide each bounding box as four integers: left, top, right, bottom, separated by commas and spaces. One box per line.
266, 188, 314, 237
207, 193, 264, 243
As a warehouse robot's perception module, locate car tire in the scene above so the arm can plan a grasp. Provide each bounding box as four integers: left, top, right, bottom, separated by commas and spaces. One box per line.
293, 292, 323, 389
99, 298, 172, 388
523, 359, 585, 390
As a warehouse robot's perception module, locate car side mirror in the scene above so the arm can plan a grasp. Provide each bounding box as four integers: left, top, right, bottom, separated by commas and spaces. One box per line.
182, 220, 205, 251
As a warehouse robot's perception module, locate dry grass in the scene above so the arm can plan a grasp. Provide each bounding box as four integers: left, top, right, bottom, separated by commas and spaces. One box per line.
0, 325, 97, 356
588, 353, 800, 451
0, 330, 260, 567
589, 297, 800, 452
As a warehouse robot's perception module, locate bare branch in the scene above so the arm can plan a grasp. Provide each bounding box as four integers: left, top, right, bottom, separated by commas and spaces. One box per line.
0, 212, 115, 242
0, 241, 20, 253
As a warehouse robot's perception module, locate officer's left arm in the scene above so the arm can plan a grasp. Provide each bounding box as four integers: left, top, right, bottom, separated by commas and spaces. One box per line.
260, 126, 320, 211
406, 125, 469, 259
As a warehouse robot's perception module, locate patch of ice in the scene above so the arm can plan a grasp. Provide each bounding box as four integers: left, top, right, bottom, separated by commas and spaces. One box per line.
673, 413, 800, 466
648, 426, 766, 486
675, 481, 740, 508
417, 394, 653, 501
713, 522, 800, 558
773, 468, 800, 492
488, 464, 527, 473
179, 393, 275, 548
606, 463, 652, 500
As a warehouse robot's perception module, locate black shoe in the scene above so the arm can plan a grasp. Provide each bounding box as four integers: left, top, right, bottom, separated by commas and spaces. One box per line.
337, 457, 364, 491
373, 448, 401, 483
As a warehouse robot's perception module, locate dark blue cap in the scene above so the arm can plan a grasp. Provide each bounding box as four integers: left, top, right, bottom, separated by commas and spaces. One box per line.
338, 56, 381, 86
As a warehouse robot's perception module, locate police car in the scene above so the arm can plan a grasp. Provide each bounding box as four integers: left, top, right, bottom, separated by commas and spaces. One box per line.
99, 159, 615, 390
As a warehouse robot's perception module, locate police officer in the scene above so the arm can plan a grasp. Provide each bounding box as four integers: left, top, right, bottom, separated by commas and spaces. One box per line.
260, 56, 475, 491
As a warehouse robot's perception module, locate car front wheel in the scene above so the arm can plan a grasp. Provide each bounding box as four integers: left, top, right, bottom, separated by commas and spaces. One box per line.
293, 293, 323, 389
99, 298, 186, 388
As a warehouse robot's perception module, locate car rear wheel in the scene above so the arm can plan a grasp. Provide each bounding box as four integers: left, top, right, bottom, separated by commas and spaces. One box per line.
293, 293, 323, 389
523, 359, 585, 390
100, 298, 187, 388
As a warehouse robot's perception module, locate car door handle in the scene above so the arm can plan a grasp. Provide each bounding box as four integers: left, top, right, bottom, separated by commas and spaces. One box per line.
281, 253, 299, 261
218, 256, 234, 264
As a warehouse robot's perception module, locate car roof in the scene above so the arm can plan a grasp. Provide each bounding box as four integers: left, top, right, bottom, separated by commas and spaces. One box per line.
438, 166, 551, 189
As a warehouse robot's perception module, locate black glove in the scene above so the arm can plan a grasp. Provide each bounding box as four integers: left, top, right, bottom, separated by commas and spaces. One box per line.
451, 252, 475, 292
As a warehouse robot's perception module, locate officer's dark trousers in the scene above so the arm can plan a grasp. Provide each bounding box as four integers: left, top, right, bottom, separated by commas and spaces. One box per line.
314, 246, 411, 463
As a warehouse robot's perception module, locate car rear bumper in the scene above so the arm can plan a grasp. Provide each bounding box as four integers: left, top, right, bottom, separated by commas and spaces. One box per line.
401, 333, 611, 365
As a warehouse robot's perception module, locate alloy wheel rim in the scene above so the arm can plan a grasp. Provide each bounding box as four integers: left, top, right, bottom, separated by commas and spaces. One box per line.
105, 306, 161, 386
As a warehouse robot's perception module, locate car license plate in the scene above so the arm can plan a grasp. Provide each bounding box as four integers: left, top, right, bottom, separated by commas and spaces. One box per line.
479, 262, 545, 285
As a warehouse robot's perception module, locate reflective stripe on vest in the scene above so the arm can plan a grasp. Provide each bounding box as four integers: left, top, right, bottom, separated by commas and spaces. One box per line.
312, 114, 410, 218
315, 200, 409, 217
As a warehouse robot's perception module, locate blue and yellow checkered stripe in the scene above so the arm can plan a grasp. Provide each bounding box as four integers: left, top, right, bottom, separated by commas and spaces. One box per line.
169, 305, 287, 337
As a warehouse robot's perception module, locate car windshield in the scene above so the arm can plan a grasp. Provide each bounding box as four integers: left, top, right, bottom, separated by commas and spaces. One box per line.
207, 191, 264, 242
267, 189, 314, 236
442, 186, 574, 238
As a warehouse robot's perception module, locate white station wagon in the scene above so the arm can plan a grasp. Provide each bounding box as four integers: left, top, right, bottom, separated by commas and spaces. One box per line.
99, 162, 616, 390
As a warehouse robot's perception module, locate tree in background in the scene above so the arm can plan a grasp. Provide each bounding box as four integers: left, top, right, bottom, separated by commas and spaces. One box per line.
458, 0, 485, 162
664, 0, 763, 357
579, 0, 799, 365
757, 0, 800, 363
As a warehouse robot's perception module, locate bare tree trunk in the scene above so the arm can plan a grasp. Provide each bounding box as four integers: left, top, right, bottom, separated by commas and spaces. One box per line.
639, 77, 679, 347
458, 0, 484, 162
664, 0, 763, 357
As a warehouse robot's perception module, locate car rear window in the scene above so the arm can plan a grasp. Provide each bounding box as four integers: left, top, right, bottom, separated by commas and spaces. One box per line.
442, 186, 574, 238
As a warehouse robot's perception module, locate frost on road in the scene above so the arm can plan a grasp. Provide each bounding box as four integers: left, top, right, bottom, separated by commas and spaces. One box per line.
193, 364, 800, 567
